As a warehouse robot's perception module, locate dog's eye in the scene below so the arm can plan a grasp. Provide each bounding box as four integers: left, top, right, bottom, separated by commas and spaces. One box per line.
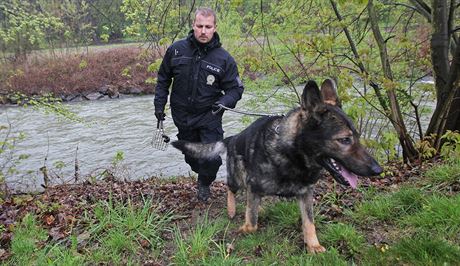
338, 137, 352, 145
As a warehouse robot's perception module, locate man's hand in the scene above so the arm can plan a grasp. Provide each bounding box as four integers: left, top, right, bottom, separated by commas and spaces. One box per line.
212, 102, 224, 115
155, 112, 166, 121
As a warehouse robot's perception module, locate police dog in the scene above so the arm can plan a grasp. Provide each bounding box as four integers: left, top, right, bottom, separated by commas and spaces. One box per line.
172, 79, 382, 253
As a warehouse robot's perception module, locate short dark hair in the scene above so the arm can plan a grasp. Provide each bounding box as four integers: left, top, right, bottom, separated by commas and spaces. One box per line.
194, 7, 217, 25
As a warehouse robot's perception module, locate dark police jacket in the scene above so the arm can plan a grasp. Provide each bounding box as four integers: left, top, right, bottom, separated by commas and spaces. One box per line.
154, 31, 244, 130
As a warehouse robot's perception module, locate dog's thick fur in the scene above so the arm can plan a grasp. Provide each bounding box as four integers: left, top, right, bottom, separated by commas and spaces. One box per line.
172, 79, 382, 253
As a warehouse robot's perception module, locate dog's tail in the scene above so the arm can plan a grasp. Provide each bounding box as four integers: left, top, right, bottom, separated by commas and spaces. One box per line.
171, 138, 229, 159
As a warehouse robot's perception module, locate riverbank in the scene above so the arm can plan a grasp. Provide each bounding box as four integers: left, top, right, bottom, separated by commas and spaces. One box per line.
1, 158, 459, 264
0, 46, 156, 105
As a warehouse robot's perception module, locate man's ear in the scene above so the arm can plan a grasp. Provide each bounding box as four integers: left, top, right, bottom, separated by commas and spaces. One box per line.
301, 80, 322, 111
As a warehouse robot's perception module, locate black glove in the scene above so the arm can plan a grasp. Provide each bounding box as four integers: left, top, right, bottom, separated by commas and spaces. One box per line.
155, 112, 165, 121
211, 102, 224, 115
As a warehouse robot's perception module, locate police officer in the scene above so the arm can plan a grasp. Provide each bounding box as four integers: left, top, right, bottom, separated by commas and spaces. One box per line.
154, 7, 244, 201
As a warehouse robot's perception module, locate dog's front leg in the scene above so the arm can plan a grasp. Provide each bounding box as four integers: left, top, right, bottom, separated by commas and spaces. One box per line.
298, 186, 326, 253
238, 189, 260, 233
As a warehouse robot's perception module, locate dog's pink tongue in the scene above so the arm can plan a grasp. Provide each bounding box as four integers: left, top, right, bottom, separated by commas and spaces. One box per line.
341, 167, 358, 189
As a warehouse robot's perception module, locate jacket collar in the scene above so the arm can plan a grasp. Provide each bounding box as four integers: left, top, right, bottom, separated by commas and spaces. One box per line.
187, 30, 222, 54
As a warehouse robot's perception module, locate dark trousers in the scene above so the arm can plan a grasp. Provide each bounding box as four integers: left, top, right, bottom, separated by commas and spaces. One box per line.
177, 125, 224, 186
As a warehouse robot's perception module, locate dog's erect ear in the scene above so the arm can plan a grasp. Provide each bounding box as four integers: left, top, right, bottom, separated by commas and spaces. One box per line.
320, 79, 340, 107
301, 80, 322, 110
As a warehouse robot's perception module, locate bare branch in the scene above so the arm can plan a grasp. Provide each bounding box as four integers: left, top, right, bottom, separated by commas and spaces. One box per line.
408, 0, 432, 22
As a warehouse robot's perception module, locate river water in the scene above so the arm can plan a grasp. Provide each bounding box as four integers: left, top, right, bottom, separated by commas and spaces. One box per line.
0, 95, 249, 192
1, 78, 434, 192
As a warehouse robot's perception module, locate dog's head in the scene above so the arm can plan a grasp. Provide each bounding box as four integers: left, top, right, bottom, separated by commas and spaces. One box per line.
298, 79, 382, 188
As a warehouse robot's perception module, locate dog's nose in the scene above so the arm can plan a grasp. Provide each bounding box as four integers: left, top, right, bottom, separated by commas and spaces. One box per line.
371, 163, 383, 175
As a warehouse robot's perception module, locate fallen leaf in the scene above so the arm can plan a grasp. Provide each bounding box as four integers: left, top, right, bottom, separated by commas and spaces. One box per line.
140, 238, 151, 248
49, 227, 65, 241
77, 231, 91, 245
45, 215, 55, 225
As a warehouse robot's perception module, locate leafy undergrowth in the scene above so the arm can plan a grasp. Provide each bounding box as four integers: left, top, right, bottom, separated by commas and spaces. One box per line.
0, 159, 459, 265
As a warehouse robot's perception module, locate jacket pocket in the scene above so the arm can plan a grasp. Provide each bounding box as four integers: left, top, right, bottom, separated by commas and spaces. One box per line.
171, 57, 192, 77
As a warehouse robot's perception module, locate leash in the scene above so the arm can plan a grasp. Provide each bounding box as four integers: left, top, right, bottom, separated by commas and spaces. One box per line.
152, 104, 282, 150
213, 104, 284, 117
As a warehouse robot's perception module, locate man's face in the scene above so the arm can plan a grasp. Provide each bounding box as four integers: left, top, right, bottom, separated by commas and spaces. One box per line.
192, 14, 216, 44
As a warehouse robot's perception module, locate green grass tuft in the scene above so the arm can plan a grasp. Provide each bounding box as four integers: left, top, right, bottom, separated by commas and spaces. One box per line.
8, 214, 48, 265
364, 235, 460, 265
402, 194, 460, 237
173, 213, 237, 265
286, 248, 348, 266
423, 159, 460, 188
320, 222, 365, 257
261, 199, 300, 229
86, 196, 174, 263
352, 187, 426, 222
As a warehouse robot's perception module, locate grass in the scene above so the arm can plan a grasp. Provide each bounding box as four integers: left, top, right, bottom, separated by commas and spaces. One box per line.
351, 186, 427, 223
2, 158, 460, 264
5, 197, 174, 265
172, 214, 240, 265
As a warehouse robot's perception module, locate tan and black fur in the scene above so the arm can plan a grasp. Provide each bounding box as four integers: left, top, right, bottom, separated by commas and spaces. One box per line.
172, 79, 382, 253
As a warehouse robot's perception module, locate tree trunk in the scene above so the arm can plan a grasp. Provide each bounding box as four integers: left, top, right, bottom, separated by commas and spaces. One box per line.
426, 0, 460, 148
446, 92, 460, 131
367, 0, 419, 162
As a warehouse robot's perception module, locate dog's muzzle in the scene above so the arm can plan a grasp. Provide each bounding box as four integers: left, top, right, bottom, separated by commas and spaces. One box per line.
322, 158, 359, 188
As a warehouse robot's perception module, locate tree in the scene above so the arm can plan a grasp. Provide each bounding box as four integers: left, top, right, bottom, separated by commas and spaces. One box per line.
121, 0, 196, 52
0, 1, 64, 60
406, 0, 460, 149
87, 0, 127, 43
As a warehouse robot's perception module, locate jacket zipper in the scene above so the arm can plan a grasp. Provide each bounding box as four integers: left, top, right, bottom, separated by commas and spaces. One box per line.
190, 51, 201, 104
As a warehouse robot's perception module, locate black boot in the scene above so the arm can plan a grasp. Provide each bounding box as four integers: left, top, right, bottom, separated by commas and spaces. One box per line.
197, 181, 211, 202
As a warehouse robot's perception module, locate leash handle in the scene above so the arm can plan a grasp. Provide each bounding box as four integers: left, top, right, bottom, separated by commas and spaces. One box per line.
211, 104, 224, 115
157, 119, 164, 130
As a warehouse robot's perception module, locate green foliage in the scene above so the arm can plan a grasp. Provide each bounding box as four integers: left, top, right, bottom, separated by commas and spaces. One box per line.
14, 92, 84, 123
120, 0, 190, 44
121, 66, 131, 78
147, 59, 162, 73
379, 131, 399, 161
440, 130, 460, 160
0, 1, 65, 58
112, 150, 124, 165
0, 123, 28, 195
78, 59, 88, 70
415, 138, 437, 160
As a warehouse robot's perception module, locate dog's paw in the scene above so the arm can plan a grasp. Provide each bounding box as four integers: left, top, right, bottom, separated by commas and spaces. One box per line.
306, 244, 326, 254
238, 223, 258, 233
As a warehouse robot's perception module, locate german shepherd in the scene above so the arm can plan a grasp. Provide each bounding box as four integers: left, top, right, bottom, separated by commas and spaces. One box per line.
172, 79, 383, 253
